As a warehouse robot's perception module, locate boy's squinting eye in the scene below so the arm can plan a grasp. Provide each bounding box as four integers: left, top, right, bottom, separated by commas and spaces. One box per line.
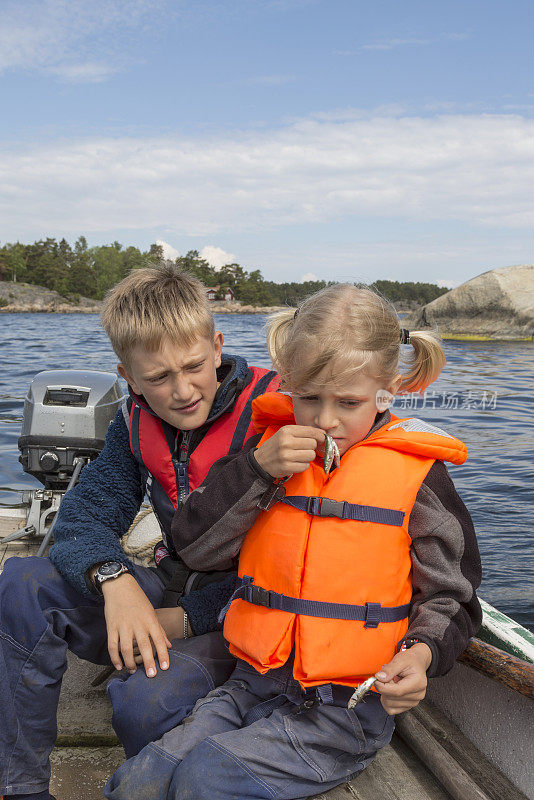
187, 360, 205, 372
341, 399, 361, 407
148, 373, 167, 383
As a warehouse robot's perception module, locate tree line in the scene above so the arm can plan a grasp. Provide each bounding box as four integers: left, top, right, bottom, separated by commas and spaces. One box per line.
0, 238, 449, 306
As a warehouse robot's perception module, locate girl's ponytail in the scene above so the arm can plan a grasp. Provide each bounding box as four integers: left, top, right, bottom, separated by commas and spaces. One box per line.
266, 309, 298, 374
400, 330, 446, 393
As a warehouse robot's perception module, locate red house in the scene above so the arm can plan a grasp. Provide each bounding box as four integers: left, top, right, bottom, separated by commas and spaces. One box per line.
206, 285, 235, 302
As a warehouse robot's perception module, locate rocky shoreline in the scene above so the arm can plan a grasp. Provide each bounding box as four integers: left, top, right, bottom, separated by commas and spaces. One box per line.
0, 281, 415, 316
3, 266, 531, 337
1, 304, 103, 314
0, 282, 288, 315
0, 282, 101, 313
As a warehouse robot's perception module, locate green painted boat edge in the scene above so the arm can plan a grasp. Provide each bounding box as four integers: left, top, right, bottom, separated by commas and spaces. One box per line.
478, 597, 534, 663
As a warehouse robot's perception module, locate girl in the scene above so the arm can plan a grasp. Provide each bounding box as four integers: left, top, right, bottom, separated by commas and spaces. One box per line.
106, 284, 482, 800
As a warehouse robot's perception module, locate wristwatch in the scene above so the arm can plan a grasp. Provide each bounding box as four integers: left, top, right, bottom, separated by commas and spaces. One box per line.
93, 561, 130, 593
400, 637, 423, 652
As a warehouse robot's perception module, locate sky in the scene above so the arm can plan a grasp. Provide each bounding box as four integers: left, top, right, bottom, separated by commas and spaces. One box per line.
1, 0, 534, 287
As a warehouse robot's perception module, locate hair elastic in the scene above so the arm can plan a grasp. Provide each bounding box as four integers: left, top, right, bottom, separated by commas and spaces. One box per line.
400, 329, 411, 345
293, 308, 299, 319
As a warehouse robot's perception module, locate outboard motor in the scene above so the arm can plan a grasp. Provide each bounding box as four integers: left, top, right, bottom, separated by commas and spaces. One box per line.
18, 370, 124, 489
7, 370, 125, 551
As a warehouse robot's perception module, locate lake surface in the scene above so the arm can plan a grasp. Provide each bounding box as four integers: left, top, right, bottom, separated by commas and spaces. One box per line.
1, 313, 533, 632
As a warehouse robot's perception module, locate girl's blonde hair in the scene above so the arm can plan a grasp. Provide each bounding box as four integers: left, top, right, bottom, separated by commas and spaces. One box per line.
266, 284, 445, 393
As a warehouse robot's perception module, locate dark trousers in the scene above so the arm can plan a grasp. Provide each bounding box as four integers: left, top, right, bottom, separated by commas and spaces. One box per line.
105, 658, 395, 800
0, 556, 235, 796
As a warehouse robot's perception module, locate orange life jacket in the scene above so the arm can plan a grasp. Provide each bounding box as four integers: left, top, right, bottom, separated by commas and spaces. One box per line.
223, 392, 467, 689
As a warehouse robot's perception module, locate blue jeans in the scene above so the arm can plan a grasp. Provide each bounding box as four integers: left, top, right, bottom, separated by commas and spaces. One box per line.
105, 659, 395, 800
0, 556, 235, 796
108, 632, 236, 758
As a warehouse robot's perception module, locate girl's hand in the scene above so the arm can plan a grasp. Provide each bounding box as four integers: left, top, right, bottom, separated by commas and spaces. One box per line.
102, 573, 171, 678
254, 425, 325, 478
374, 643, 432, 715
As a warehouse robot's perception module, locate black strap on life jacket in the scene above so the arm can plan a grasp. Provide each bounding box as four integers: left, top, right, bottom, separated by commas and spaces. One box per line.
219, 575, 410, 629
281, 495, 405, 526
228, 370, 278, 456
160, 555, 237, 607
160, 557, 193, 607
241, 683, 356, 722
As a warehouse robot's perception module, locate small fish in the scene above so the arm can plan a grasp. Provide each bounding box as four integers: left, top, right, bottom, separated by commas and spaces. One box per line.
323, 434, 340, 474
348, 677, 377, 709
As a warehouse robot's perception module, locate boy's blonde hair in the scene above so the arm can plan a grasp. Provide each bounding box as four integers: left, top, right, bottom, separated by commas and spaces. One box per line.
266, 283, 445, 393
101, 262, 215, 366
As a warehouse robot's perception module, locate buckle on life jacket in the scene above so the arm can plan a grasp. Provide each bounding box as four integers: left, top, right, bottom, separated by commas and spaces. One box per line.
306, 496, 345, 518
290, 696, 320, 715
364, 602, 382, 628
246, 584, 272, 608
257, 482, 287, 511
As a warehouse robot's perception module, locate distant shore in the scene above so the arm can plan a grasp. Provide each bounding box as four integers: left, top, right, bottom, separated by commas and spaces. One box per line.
0, 281, 289, 314
0, 281, 419, 315
0, 302, 288, 315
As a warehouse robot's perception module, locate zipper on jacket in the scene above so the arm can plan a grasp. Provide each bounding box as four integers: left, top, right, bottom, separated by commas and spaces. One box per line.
174, 431, 191, 507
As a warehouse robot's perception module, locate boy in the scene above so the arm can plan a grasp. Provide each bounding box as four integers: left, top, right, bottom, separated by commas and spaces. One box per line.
0, 264, 279, 800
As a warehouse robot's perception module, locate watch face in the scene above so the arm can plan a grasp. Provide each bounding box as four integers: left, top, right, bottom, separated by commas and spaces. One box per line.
98, 561, 123, 577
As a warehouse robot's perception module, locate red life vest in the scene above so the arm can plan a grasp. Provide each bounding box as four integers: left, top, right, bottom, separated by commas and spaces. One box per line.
223, 392, 467, 689
125, 366, 279, 554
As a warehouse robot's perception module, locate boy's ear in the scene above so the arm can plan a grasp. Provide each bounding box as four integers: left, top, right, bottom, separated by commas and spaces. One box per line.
213, 331, 224, 367
117, 363, 141, 396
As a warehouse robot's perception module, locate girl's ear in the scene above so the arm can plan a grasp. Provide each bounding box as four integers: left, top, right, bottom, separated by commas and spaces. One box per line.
388, 374, 403, 396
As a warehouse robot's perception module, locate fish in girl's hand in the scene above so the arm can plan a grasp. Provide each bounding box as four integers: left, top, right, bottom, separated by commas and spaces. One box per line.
323, 434, 340, 474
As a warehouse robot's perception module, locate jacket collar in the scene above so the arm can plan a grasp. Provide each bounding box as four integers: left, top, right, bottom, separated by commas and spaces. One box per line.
251, 392, 390, 441
251, 392, 466, 465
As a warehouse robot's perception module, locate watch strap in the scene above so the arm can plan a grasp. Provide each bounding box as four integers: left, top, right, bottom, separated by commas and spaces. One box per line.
400, 637, 423, 652
93, 562, 130, 593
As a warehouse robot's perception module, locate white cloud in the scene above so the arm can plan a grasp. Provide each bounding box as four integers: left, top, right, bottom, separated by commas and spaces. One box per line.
357, 32, 470, 53
48, 61, 119, 83
361, 38, 433, 51
156, 239, 180, 260
2, 112, 534, 242
301, 272, 318, 282
0, 0, 170, 81
200, 246, 236, 268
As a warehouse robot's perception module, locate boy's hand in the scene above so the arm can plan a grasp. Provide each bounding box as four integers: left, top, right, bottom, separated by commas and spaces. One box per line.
132, 607, 192, 664
254, 425, 325, 478
102, 573, 171, 677
374, 643, 432, 715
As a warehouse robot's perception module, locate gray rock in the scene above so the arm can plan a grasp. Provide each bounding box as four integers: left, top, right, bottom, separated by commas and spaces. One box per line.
403, 265, 534, 340
0, 281, 101, 313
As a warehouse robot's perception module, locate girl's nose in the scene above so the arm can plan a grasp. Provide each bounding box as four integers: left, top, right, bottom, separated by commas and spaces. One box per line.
315, 406, 338, 431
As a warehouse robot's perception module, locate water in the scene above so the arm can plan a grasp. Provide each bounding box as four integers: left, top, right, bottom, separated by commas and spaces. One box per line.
1, 313, 533, 632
